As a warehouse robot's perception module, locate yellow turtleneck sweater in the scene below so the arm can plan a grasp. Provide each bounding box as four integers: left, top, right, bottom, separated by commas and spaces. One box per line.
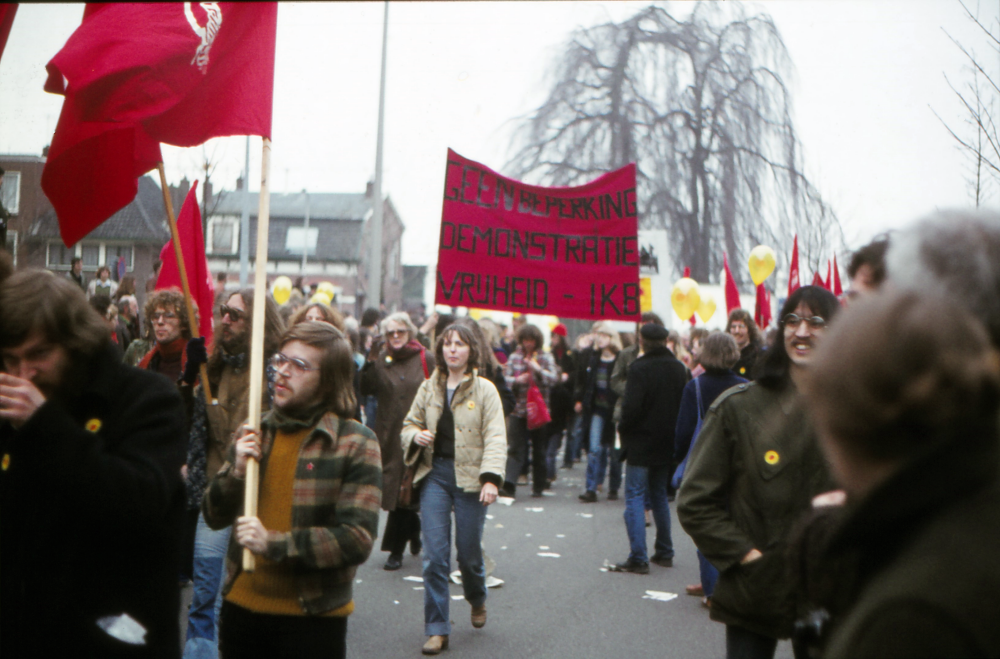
226, 427, 354, 617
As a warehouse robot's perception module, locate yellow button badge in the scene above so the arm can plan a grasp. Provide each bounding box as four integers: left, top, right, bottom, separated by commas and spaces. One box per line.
467, 401, 476, 410
2, 454, 10, 471
764, 450, 780, 465
85, 418, 102, 433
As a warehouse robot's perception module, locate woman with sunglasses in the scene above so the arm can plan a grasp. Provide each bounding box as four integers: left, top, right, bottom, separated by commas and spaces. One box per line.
359, 312, 435, 571
400, 323, 507, 655
677, 286, 840, 659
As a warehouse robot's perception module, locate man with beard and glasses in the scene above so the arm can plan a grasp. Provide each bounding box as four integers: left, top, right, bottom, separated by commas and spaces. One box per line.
204, 322, 381, 659
0, 270, 187, 658
182, 288, 285, 659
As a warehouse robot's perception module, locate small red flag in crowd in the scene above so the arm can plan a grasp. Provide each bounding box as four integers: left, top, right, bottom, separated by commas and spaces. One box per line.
811, 271, 825, 287
42, 3, 277, 246
787, 235, 800, 298
832, 254, 843, 296
824, 260, 832, 291
0, 4, 17, 64
156, 182, 214, 346
754, 284, 772, 329
723, 253, 741, 314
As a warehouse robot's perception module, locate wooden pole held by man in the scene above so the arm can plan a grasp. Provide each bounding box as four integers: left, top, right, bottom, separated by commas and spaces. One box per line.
242, 137, 272, 571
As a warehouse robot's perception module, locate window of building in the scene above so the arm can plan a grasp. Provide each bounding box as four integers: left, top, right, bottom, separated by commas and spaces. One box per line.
47, 242, 76, 268
285, 226, 318, 255
1, 171, 20, 215
81, 244, 101, 267
208, 216, 239, 254
105, 244, 134, 271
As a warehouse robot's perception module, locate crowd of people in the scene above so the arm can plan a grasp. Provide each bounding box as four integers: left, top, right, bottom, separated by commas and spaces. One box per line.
0, 208, 998, 658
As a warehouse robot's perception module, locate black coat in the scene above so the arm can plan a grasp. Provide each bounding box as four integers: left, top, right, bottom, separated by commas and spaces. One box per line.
798, 423, 1000, 658
0, 342, 187, 658
617, 345, 689, 467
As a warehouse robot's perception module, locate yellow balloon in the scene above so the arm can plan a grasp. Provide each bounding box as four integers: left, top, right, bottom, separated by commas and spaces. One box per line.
748, 245, 777, 286
310, 292, 332, 306
316, 281, 336, 298
670, 277, 701, 321
272, 276, 293, 305
697, 297, 717, 323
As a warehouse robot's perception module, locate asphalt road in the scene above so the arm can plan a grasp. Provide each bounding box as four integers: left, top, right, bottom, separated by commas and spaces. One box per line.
180, 467, 795, 659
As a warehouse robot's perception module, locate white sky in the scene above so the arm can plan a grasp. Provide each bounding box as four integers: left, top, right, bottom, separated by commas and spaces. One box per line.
1, 1, 997, 271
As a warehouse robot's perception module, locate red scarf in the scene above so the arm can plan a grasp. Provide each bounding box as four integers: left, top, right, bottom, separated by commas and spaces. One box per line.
138, 337, 187, 371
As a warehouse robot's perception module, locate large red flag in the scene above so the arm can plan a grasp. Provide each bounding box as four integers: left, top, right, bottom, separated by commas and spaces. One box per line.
42, 3, 277, 246
156, 182, 214, 346
787, 235, 800, 298
832, 254, 843, 296
823, 260, 832, 291
0, 4, 16, 63
723, 253, 741, 314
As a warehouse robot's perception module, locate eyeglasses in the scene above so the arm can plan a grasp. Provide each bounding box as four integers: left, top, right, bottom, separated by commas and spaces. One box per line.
385, 329, 408, 338
783, 314, 826, 330
220, 305, 246, 322
269, 352, 316, 375
151, 311, 178, 322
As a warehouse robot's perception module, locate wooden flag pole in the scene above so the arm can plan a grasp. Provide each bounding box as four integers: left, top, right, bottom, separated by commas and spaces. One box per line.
243, 137, 272, 572
157, 163, 213, 403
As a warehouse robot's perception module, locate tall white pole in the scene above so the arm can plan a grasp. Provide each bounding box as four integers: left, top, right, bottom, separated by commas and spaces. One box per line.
301, 189, 310, 275
239, 136, 251, 286
368, 0, 389, 310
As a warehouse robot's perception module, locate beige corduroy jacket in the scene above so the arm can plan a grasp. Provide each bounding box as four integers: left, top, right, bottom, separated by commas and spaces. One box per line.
400, 369, 507, 491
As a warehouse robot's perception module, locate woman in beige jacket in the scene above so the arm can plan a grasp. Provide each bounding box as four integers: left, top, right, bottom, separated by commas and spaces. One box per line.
401, 323, 507, 655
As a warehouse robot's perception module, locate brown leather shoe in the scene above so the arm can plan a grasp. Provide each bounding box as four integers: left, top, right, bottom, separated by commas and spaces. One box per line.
422, 635, 449, 655
471, 604, 487, 628
686, 583, 704, 596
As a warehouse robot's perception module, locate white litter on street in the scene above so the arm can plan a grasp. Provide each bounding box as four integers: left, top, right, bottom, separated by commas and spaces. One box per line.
579, 513, 594, 518
500, 546, 507, 550
356, 579, 362, 583
525, 533, 532, 537
496, 497, 514, 506
556, 534, 566, 538
486, 576, 504, 588
394, 600, 400, 605
413, 587, 424, 591
525, 507, 544, 512
539, 545, 550, 550
403, 576, 424, 583
486, 514, 494, 519
542, 491, 556, 496
495, 523, 504, 528
450, 571, 462, 584
537, 552, 561, 558
451, 595, 464, 600
642, 591, 679, 602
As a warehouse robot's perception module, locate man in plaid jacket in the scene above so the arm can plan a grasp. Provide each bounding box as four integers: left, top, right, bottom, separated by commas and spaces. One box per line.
203, 321, 382, 658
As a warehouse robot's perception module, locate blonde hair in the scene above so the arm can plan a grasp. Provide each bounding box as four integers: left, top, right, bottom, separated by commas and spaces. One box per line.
592, 321, 623, 353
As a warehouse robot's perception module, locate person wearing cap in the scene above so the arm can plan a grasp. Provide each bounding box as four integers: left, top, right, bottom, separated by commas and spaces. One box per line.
609, 323, 689, 573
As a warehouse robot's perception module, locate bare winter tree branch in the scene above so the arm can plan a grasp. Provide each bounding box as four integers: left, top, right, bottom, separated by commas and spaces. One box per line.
506, 3, 843, 288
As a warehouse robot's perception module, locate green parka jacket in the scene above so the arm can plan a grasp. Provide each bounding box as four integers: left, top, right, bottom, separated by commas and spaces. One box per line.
677, 380, 835, 639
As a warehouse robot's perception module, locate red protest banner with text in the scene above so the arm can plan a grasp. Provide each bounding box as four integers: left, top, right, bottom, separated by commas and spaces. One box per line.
435, 149, 640, 321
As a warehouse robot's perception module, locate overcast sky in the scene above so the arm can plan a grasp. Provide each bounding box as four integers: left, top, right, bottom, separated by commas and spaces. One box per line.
1, 1, 996, 273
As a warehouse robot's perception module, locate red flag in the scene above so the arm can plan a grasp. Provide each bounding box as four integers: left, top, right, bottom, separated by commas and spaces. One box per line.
0, 4, 16, 63
41, 3, 277, 246
723, 253, 741, 314
832, 254, 843, 296
787, 235, 800, 298
156, 182, 214, 346
754, 284, 772, 329
811, 271, 825, 287
824, 260, 832, 291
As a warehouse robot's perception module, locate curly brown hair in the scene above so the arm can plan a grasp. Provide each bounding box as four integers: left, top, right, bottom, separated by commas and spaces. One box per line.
725, 309, 761, 347
144, 288, 198, 340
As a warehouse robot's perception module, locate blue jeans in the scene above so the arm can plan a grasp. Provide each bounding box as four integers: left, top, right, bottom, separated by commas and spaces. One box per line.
699, 549, 719, 597
564, 414, 583, 466
545, 431, 563, 481
584, 415, 622, 493
183, 511, 231, 659
623, 464, 673, 564
421, 457, 488, 637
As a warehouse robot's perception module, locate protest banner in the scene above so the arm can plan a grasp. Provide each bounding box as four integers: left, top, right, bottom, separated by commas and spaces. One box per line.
435, 149, 640, 321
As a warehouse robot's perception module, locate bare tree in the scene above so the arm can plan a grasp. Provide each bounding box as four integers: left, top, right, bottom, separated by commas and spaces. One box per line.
933, 1, 1000, 207
507, 3, 843, 288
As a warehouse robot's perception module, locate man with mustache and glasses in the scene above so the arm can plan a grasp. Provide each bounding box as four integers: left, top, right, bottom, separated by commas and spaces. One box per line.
678, 285, 840, 659
182, 288, 284, 659
203, 322, 381, 659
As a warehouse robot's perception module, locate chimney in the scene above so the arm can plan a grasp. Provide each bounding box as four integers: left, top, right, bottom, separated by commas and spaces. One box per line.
236, 176, 244, 191
365, 180, 374, 198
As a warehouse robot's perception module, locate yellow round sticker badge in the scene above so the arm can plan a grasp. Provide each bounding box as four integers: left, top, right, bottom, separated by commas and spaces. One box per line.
85, 418, 102, 433
467, 401, 476, 410
764, 450, 780, 465
2, 454, 10, 471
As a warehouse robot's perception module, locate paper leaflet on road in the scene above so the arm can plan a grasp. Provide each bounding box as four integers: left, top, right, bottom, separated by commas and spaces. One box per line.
436, 149, 640, 320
